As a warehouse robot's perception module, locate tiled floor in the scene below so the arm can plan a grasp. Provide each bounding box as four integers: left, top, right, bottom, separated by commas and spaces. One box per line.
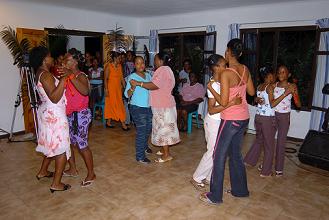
0, 122, 328, 220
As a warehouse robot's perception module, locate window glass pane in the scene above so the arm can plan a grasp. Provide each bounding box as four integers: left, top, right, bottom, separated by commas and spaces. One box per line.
159, 35, 181, 71
241, 54, 257, 104
243, 32, 257, 51
183, 35, 205, 74
259, 32, 275, 68
277, 30, 316, 108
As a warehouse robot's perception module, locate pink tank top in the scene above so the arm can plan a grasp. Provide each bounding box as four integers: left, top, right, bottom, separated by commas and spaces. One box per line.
65, 72, 89, 115
221, 66, 249, 120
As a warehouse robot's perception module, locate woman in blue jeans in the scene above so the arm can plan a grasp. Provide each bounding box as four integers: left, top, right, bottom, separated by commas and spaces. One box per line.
124, 56, 153, 164
200, 39, 255, 205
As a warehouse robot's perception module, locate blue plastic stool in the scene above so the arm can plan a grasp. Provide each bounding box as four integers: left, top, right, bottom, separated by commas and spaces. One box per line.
187, 110, 200, 134
93, 96, 105, 126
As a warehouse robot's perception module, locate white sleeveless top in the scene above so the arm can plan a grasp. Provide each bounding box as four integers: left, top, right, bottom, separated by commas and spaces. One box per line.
207, 81, 221, 120
274, 83, 292, 113
256, 85, 275, 116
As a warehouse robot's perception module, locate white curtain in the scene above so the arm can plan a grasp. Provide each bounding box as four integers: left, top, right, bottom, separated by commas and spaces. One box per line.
149, 30, 158, 67
228, 23, 240, 40
310, 18, 329, 131
198, 25, 216, 119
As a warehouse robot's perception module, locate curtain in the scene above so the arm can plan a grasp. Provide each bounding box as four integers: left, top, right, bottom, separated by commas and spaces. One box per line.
310, 18, 329, 131
149, 30, 158, 67
198, 25, 216, 119
228, 23, 240, 40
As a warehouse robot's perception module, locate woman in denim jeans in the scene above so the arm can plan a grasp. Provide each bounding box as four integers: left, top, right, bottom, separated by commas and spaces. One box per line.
125, 56, 153, 164
200, 38, 255, 205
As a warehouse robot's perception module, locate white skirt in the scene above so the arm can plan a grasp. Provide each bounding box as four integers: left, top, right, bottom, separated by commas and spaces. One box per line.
151, 107, 180, 146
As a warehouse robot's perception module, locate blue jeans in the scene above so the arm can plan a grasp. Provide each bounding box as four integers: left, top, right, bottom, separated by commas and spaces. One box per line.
130, 105, 152, 161
207, 119, 249, 203
124, 97, 131, 124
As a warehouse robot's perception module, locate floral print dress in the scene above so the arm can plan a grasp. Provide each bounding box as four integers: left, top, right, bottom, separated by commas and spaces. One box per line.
36, 72, 71, 159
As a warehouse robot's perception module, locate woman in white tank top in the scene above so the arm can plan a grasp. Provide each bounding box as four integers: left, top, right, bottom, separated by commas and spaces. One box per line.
244, 65, 276, 177
190, 54, 241, 191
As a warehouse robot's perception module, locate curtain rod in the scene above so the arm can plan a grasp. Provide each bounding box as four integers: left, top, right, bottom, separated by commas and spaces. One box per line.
240, 19, 315, 26
158, 25, 210, 31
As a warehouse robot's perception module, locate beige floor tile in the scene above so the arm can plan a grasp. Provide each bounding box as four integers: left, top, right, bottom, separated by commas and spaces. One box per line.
0, 124, 328, 220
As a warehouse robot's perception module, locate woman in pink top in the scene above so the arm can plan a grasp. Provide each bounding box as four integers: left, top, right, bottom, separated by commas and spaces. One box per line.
200, 39, 255, 205
131, 52, 180, 163
62, 49, 96, 187
177, 72, 205, 131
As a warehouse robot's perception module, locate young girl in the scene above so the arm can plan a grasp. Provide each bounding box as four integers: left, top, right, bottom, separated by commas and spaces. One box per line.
124, 56, 153, 164
244, 65, 276, 177
190, 54, 241, 191
268, 65, 301, 176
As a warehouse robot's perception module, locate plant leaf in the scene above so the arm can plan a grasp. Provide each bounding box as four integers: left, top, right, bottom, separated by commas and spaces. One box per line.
0, 26, 30, 68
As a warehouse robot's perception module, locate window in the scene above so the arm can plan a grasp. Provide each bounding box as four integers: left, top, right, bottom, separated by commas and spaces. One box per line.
159, 32, 206, 74
240, 26, 317, 110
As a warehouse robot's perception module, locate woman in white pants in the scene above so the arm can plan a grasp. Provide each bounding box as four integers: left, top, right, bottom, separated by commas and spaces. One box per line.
191, 54, 241, 191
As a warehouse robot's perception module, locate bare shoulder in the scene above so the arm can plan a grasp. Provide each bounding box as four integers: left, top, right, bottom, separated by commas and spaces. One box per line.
39, 70, 54, 81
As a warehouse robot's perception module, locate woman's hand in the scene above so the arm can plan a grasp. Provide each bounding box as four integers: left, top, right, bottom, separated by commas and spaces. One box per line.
130, 79, 138, 87
57, 66, 73, 79
207, 80, 214, 90
284, 86, 293, 96
232, 95, 242, 105
104, 88, 109, 97
255, 97, 264, 105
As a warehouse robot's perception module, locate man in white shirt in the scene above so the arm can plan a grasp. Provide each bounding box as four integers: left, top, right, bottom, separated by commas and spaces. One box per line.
178, 59, 192, 92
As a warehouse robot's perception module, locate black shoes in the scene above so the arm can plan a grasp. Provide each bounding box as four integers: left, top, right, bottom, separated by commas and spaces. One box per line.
137, 158, 151, 164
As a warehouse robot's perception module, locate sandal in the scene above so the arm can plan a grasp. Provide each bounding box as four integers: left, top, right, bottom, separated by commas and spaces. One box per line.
81, 175, 96, 187
190, 179, 206, 191
36, 171, 54, 180
275, 171, 283, 177
63, 171, 79, 178
257, 164, 263, 171
202, 179, 210, 185
199, 192, 220, 206
50, 184, 71, 193
156, 151, 163, 156
155, 156, 173, 163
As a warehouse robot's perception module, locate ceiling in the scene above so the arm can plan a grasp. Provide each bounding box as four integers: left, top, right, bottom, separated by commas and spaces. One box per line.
11, 0, 308, 17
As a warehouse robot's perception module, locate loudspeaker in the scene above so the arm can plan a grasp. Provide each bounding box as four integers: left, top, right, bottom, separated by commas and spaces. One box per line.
298, 130, 329, 171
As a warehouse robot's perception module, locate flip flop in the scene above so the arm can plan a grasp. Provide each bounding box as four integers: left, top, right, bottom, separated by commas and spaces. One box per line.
63, 171, 79, 178
155, 156, 173, 163
199, 192, 220, 206
36, 171, 54, 180
156, 151, 163, 156
81, 179, 95, 187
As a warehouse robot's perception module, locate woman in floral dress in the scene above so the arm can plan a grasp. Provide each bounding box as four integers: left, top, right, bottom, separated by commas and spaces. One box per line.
30, 46, 71, 193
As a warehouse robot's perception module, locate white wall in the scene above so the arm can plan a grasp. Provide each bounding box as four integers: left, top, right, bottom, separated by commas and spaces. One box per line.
138, 0, 329, 139
0, 1, 138, 133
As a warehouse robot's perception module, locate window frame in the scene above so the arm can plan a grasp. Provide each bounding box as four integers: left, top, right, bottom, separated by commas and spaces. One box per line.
240, 25, 318, 111
158, 31, 206, 71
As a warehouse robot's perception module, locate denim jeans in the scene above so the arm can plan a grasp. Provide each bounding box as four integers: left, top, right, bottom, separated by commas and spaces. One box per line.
124, 97, 131, 124
207, 119, 249, 203
130, 105, 152, 161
